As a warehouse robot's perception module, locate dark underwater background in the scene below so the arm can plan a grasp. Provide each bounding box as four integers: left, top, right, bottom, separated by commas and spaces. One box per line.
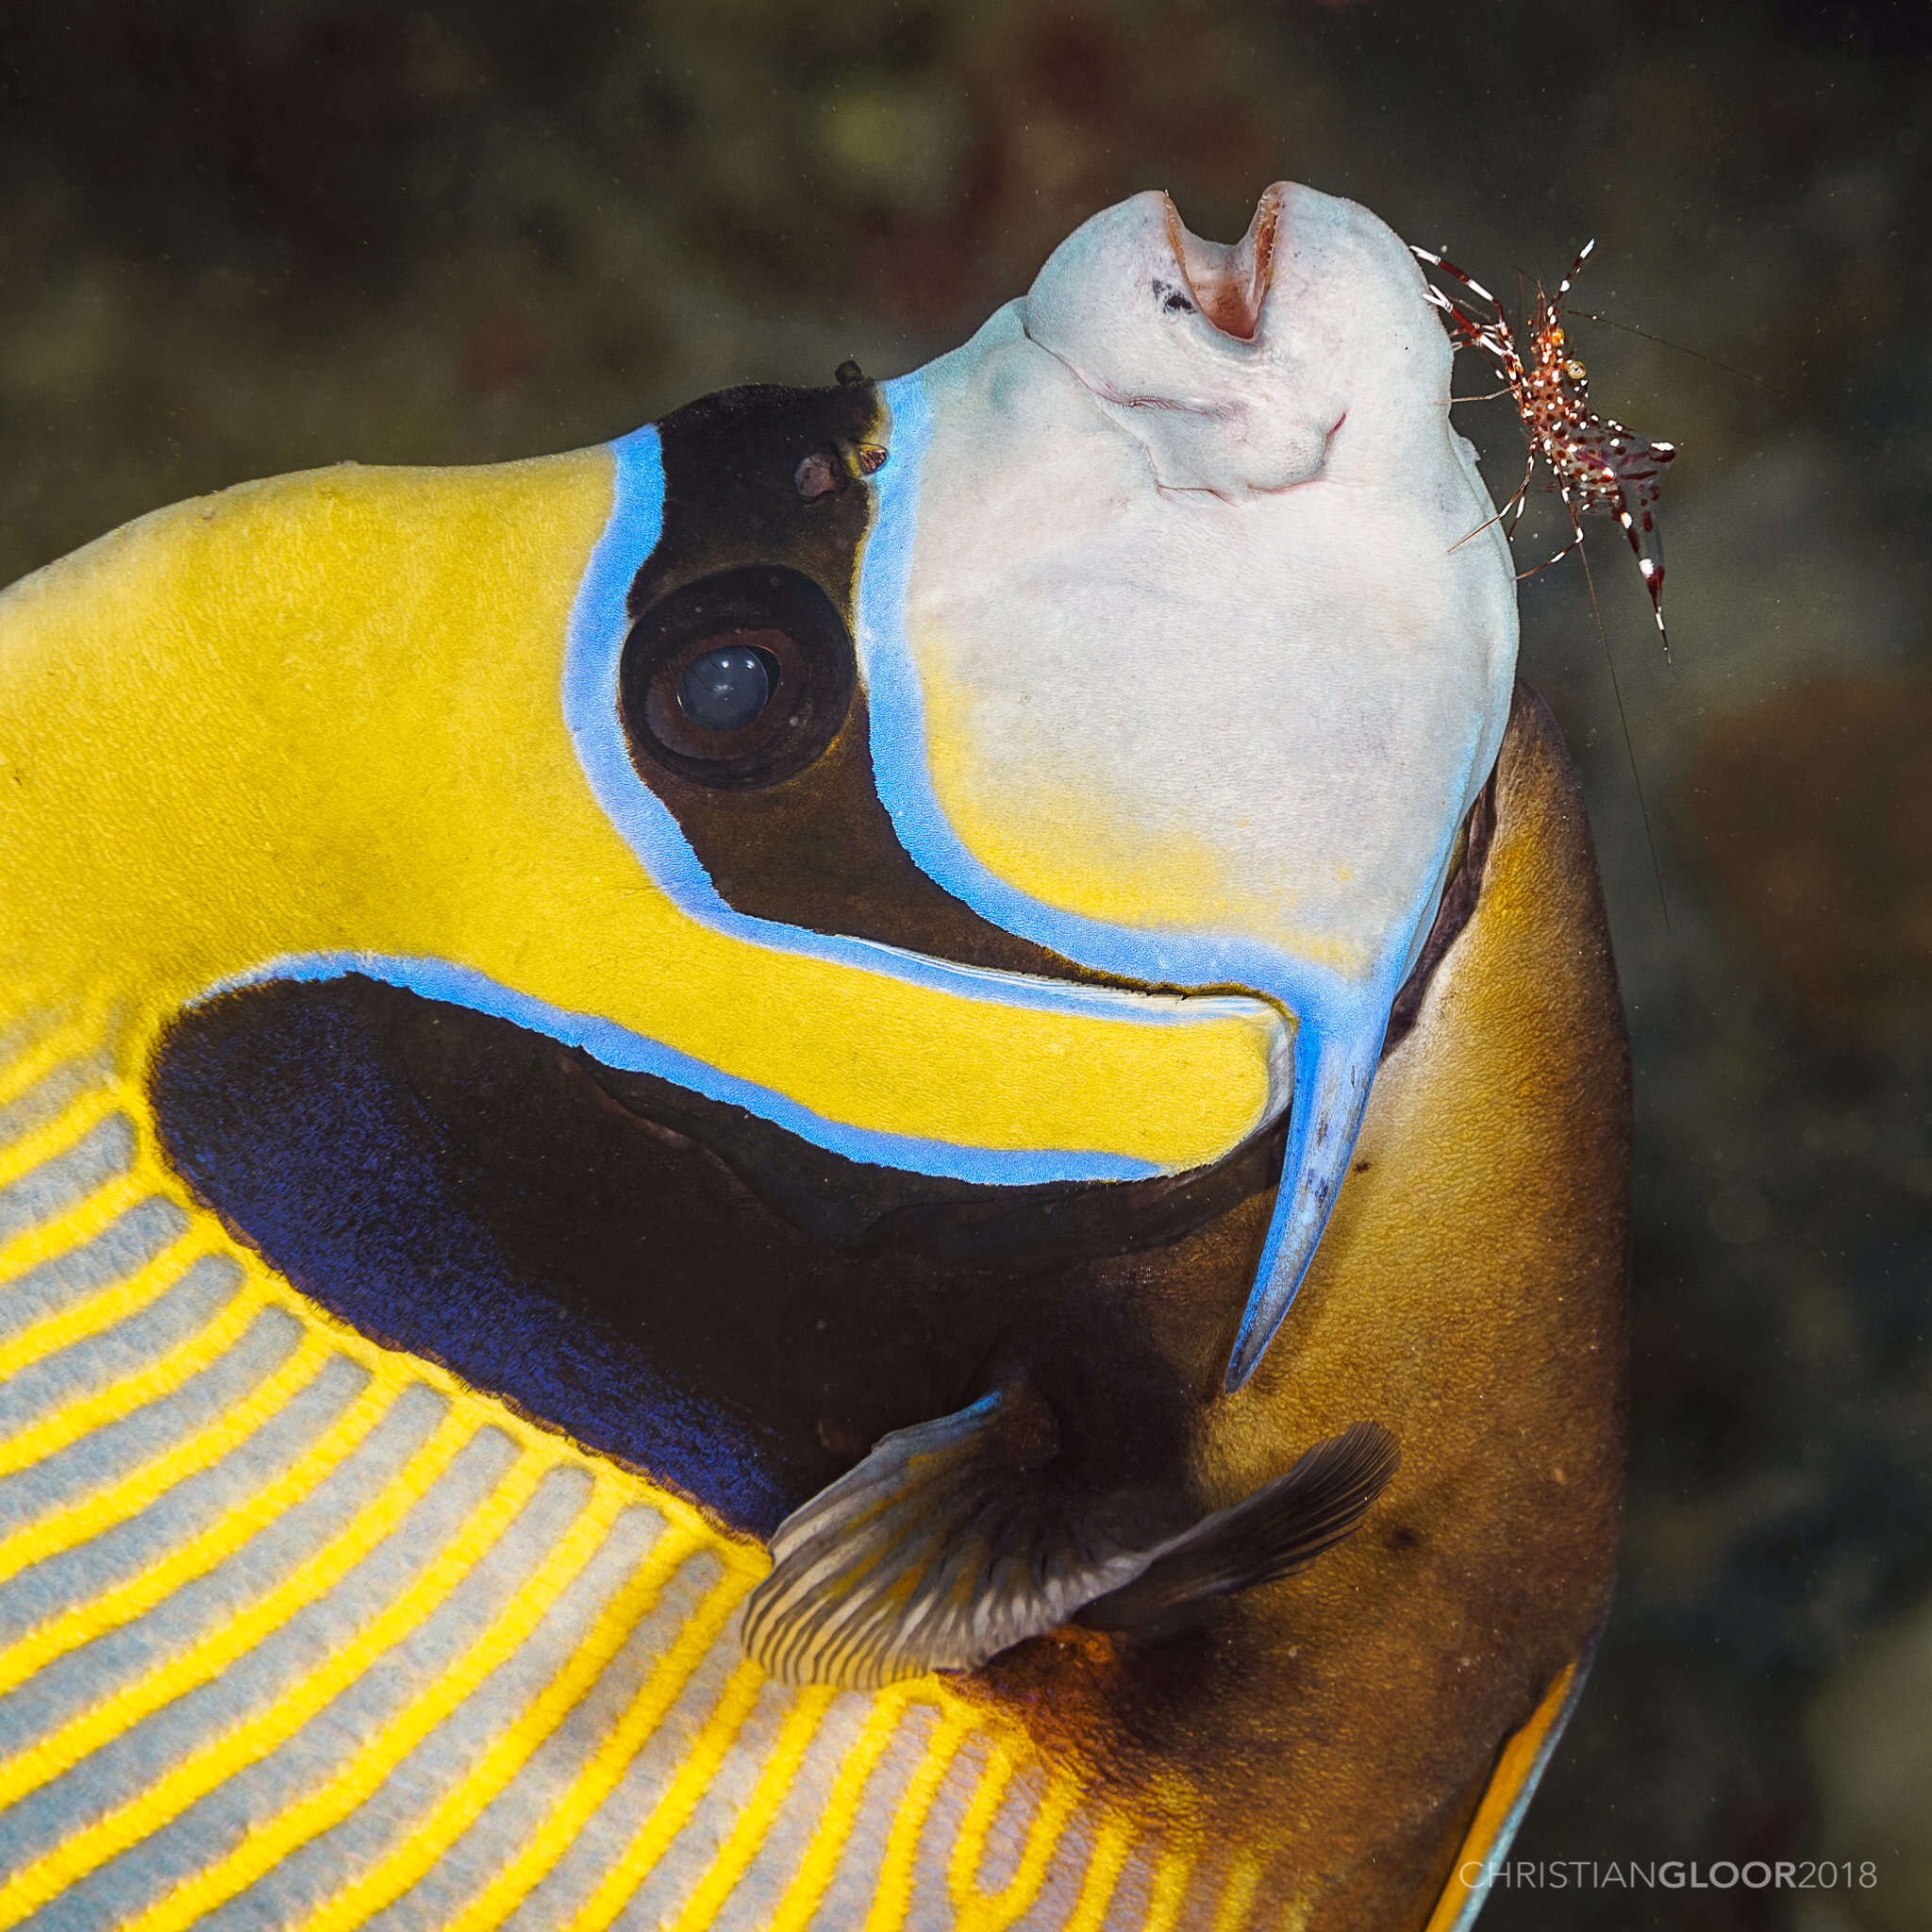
2, 3, 1927, 1925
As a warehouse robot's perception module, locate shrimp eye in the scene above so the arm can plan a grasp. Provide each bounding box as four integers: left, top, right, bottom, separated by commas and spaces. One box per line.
621, 565, 855, 791
1564, 358, 1588, 381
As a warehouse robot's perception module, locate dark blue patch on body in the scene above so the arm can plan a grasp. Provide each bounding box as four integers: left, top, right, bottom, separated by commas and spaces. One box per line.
150, 981, 793, 1532
150, 976, 1271, 1549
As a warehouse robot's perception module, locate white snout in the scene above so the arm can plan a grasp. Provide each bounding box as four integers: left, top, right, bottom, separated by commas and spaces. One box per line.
868, 177, 1521, 1377
1023, 182, 1453, 496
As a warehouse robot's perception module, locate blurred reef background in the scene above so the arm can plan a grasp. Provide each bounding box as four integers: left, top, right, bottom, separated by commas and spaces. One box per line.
2, 2, 1928, 1925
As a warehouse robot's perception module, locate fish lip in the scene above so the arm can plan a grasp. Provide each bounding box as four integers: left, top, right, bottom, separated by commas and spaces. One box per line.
1017, 182, 1349, 496
1162, 184, 1284, 342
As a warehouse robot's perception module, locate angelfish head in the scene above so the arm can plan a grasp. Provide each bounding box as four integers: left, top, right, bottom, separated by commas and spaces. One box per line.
860, 182, 1520, 1387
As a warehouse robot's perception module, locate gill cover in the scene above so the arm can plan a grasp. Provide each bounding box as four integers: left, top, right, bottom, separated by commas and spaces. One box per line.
855, 184, 1519, 1384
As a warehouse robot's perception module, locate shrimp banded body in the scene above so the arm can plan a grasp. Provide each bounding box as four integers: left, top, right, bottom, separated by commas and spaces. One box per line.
1413, 239, 1678, 657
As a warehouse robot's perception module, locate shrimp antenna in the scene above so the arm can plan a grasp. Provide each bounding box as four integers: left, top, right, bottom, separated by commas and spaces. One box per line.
1564, 311, 1790, 398
1579, 541, 1670, 930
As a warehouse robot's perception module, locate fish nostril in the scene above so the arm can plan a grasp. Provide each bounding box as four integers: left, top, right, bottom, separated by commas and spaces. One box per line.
1162, 184, 1283, 342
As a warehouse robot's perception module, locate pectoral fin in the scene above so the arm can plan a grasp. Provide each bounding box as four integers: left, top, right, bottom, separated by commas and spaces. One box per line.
1077, 1420, 1399, 1630
740, 1394, 1399, 1689
740, 1391, 1150, 1688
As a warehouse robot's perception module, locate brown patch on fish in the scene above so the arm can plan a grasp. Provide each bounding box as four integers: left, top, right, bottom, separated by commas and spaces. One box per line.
947, 682, 1630, 1927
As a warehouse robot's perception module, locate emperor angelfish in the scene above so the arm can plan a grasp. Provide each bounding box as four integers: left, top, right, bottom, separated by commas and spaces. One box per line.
0, 183, 1624, 1930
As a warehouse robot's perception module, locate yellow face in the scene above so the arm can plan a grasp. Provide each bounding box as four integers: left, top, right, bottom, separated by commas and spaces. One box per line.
0, 452, 1283, 1179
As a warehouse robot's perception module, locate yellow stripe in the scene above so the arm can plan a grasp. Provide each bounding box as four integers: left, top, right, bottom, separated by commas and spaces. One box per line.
0, 1168, 152, 1286
0, 1403, 473, 1812
0, 1086, 122, 1190
948, 1752, 1014, 1912
0, 1301, 320, 1589
0, 1006, 110, 1112
554, 1658, 770, 1932
117, 1477, 631, 1932
1208, 1854, 1261, 1932
0, 1357, 400, 1705
0, 1230, 234, 1479
1421, 1660, 1580, 1932
0, 1221, 220, 1382
0, 1445, 546, 1928
859, 1708, 974, 1932
949, 1757, 1083, 1932
1142, 1850, 1192, 1932
760, 1691, 913, 1932
1061, 1817, 1133, 1932
292, 1516, 704, 1932
663, 1687, 837, 1932
437, 1561, 754, 1932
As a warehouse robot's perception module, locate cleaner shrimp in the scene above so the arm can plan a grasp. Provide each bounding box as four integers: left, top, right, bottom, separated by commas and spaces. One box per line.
1412, 239, 1677, 659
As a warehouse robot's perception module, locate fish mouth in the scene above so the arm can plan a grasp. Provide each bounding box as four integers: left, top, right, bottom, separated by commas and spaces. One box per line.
1161, 183, 1284, 341
1019, 180, 1346, 495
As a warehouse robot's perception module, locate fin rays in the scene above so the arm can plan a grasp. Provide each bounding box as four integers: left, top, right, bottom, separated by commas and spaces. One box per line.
1080, 1422, 1400, 1630
0, 1024, 1216, 1928
741, 1396, 1397, 1690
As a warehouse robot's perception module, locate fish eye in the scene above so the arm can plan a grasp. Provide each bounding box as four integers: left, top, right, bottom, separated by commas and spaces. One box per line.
621, 565, 855, 791
676, 644, 774, 731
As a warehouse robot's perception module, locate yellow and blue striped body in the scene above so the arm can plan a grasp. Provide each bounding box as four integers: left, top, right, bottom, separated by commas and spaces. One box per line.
0, 1022, 1260, 1932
